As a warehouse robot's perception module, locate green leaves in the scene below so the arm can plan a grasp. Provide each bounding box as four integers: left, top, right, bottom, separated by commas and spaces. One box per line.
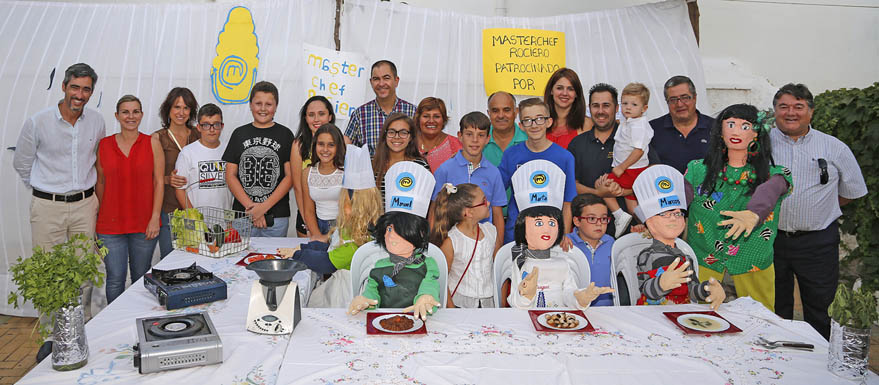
7, 234, 107, 341
829, 283, 878, 329
814, 83, 879, 291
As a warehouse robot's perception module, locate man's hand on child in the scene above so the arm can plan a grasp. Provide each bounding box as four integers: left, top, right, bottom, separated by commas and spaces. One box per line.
612, 166, 624, 178
348, 295, 378, 316
658, 257, 692, 291
705, 277, 726, 311
718, 210, 760, 239
574, 282, 614, 308
404, 295, 440, 321
518, 267, 539, 300
559, 236, 573, 252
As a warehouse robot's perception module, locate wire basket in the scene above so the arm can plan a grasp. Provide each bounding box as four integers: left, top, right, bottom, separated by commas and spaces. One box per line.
170, 207, 252, 258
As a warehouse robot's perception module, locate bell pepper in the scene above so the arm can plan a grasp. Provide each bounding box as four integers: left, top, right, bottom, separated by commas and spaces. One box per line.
224, 228, 241, 243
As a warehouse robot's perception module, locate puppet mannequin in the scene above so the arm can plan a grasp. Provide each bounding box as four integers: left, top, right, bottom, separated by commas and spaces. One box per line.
349, 161, 441, 320
632, 165, 725, 309
507, 160, 613, 309
684, 104, 790, 311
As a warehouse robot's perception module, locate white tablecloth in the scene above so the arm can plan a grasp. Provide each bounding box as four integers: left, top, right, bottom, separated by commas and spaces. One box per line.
18, 240, 879, 385
280, 299, 878, 385
18, 237, 314, 385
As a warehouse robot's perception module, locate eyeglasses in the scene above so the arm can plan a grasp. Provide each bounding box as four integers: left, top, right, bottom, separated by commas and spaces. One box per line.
818, 158, 828, 184
199, 122, 224, 131
468, 197, 488, 208
386, 129, 410, 138
520, 116, 548, 127
666, 95, 693, 105
575, 216, 610, 224
656, 211, 686, 218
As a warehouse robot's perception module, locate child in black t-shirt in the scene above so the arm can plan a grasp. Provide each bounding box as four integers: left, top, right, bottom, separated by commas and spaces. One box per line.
222, 81, 294, 237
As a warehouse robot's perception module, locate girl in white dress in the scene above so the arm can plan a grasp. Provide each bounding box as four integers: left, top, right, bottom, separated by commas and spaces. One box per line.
432, 183, 497, 308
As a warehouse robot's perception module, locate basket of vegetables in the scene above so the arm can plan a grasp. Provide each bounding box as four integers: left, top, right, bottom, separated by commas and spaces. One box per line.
170, 207, 252, 258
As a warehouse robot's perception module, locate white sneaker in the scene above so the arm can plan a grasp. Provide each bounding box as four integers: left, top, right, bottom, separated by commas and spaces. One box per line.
614, 210, 633, 237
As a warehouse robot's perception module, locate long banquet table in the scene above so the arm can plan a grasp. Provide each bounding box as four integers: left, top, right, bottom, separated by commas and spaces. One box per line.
18, 237, 878, 384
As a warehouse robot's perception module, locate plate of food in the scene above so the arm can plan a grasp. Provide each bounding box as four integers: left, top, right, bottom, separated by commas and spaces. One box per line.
528, 309, 595, 333
663, 311, 741, 335
366, 312, 427, 335
236, 252, 286, 266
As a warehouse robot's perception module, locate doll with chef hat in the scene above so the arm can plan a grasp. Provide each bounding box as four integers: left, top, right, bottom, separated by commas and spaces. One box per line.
508, 160, 614, 309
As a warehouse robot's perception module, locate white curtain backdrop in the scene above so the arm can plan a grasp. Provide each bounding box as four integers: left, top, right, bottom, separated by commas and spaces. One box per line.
0, 0, 335, 316
0, 0, 707, 316
340, 0, 709, 129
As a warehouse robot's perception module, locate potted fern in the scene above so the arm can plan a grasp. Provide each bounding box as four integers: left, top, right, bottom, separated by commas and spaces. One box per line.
7, 234, 106, 371
827, 281, 878, 380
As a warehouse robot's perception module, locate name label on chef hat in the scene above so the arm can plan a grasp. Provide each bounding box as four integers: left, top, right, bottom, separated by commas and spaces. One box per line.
529, 192, 548, 203
390, 196, 414, 210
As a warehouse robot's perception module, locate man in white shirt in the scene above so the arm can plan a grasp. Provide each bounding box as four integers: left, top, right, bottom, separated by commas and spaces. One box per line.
175, 104, 232, 210
13, 63, 105, 360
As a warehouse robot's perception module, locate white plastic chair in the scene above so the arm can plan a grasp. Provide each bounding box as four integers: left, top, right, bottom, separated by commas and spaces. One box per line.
349, 241, 447, 307
610, 232, 699, 306
492, 242, 592, 308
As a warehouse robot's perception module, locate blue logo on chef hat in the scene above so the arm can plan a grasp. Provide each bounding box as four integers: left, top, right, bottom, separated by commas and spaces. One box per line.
655, 176, 673, 193
396, 172, 415, 192
530, 171, 549, 188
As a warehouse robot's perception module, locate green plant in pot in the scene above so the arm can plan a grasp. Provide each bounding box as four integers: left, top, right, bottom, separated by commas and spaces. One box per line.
827, 281, 878, 380
7, 234, 107, 370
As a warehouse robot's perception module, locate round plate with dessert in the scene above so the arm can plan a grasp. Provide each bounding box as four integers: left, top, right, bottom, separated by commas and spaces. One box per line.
372, 314, 423, 333
537, 312, 588, 331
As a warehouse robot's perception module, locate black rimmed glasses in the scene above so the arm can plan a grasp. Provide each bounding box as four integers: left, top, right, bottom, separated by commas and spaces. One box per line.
386, 129, 410, 138
199, 122, 224, 131
520, 116, 548, 127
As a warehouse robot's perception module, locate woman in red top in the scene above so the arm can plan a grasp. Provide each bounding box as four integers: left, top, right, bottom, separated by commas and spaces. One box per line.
96, 95, 164, 304
543, 67, 588, 148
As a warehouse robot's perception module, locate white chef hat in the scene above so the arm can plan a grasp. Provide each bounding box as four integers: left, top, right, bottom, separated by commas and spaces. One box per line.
633, 165, 687, 222
511, 159, 564, 211
342, 144, 375, 190
384, 161, 435, 218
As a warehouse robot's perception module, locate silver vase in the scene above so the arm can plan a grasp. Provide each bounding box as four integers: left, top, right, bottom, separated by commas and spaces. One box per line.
51, 291, 88, 371
828, 319, 871, 380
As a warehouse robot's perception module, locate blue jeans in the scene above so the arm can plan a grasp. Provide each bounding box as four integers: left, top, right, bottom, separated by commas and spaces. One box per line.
158, 211, 173, 259
251, 217, 289, 238
292, 240, 336, 275
98, 232, 158, 304
316, 218, 335, 235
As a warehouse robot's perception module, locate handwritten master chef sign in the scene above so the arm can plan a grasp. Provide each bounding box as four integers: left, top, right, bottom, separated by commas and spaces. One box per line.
303, 44, 368, 128
482, 28, 565, 96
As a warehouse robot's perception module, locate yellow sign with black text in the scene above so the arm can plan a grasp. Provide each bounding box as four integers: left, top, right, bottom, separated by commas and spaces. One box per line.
482, 28, 565, 96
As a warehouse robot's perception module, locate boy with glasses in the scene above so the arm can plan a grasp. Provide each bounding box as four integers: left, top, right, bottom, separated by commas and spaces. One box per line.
498, 98, 576, 245
567, 193, 614, 306
175, 103, 232, 210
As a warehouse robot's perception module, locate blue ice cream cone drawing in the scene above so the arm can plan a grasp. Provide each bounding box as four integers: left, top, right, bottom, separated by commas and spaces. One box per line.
211, 6, 259, 104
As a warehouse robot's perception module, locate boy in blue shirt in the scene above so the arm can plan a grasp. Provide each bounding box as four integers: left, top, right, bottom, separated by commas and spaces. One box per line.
499, 98, 577, 245
566, 193, 615, 306
432, 112, 507, 251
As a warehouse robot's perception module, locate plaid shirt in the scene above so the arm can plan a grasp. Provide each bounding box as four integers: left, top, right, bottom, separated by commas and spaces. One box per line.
344, 98, 416, 156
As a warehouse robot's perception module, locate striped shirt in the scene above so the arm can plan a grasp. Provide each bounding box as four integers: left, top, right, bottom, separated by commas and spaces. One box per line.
770, 126, 867, 231
344, 98, 416, 157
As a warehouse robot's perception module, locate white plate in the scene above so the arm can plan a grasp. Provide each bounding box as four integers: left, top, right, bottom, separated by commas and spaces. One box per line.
676, 313, 730, 332
372, 314, 424, 334
537, 312, 588, 331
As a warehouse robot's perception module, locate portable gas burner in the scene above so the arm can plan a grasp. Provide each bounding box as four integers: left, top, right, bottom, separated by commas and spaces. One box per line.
133, 312, 222, 374
143, 263, 227, 310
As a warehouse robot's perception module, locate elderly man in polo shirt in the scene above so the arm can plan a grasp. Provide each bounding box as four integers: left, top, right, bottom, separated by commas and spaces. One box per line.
483, 91, 527, 167
344, 60, 416, 157
648, 75, 714, 174
13, 63, 106, 359
771, 83, 867, 340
